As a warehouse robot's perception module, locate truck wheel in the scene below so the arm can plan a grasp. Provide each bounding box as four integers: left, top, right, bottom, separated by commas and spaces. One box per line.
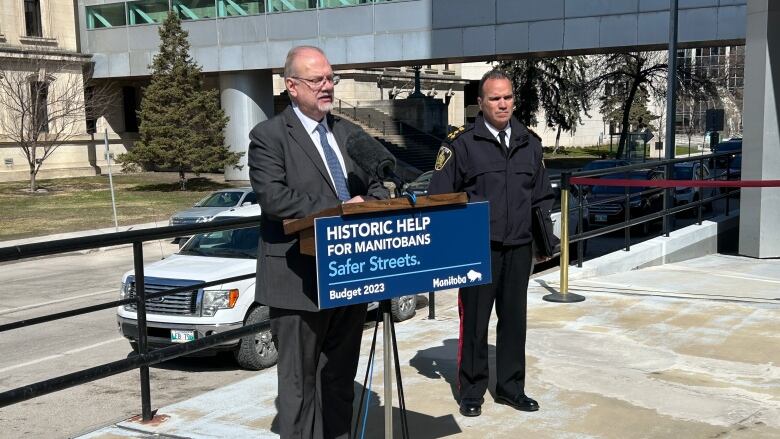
390, 295, 417, 322
235, 306, 278, 370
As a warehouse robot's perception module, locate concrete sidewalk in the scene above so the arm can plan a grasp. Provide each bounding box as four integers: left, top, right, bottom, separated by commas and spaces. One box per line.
78, 253, 780, 439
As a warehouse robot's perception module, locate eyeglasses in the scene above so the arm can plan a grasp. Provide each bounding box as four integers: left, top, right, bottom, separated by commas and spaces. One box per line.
291, 74, 340, 89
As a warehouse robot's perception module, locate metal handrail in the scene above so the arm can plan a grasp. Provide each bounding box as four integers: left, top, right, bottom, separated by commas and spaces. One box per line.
0, 215, 263, 419
549, 151, 743, 303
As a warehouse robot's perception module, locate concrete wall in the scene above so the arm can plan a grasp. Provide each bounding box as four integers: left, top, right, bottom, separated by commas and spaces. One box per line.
79, 0, 747, 79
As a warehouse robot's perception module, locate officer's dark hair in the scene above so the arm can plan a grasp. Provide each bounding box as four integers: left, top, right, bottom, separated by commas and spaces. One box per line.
478, 69, 513, 99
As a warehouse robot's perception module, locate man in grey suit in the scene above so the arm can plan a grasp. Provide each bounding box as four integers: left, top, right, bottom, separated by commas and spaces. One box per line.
248, 46, 388, 439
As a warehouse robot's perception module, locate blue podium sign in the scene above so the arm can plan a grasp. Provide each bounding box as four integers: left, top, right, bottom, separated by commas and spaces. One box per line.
314, 201, 492, 309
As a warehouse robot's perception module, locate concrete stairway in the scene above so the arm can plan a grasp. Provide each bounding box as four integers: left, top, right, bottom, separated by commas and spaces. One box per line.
333, 105, 443, 176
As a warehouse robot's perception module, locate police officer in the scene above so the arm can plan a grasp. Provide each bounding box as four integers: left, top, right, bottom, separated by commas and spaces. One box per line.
428, 69, 557, 417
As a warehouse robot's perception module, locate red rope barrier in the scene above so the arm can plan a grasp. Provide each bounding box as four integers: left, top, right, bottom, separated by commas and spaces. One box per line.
569, 177, 780, 188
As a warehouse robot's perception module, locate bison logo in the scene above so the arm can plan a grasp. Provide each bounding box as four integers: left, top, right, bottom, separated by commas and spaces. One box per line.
466, 269, 482, 282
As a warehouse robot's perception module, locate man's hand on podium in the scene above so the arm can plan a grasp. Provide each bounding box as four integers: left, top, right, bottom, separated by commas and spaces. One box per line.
345, 196, 365, 204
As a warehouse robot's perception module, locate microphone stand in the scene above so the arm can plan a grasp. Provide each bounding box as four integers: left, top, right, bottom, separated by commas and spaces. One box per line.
354, 177, 411, 439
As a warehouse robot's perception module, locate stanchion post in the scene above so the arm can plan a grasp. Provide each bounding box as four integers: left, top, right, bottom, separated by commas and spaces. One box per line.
544, 173, 585, 303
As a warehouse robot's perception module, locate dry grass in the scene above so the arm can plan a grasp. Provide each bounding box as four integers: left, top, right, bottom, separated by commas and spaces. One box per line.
0, 173, 246, 241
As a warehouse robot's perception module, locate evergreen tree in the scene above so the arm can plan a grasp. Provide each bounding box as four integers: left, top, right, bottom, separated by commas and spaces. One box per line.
117, 12, 240, 190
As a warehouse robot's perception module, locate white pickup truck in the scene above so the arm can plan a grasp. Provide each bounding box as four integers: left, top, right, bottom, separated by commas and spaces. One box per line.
117, 204, 276, 370
117, 204, 418, 370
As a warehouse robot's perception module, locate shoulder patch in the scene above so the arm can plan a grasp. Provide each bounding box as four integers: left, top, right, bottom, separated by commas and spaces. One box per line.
446, 126, 466, 142
434, 146, 453, 171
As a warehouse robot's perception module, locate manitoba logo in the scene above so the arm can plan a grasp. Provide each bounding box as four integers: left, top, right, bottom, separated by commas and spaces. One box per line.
466, 269, 482, 282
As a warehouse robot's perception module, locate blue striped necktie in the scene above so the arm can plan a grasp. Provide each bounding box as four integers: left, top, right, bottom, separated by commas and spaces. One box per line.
315, 123, 350, 201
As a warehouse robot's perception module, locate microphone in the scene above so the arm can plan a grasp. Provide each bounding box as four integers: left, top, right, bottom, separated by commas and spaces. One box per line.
345, 130, 398, 181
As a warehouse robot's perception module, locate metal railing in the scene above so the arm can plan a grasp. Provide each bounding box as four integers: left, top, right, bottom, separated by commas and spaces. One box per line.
0, 217, 263, 420
550, 151, 743, 302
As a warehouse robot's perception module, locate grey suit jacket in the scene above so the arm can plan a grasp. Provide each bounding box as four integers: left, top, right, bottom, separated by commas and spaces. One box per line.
248, 105, 389, 311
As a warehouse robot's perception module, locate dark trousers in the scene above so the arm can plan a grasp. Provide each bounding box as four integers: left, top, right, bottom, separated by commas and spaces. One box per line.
270, 303, 367, 439
457, 243, 533, 403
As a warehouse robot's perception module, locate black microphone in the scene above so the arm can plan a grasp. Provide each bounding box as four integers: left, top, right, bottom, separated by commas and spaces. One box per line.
345, 130, 398, 181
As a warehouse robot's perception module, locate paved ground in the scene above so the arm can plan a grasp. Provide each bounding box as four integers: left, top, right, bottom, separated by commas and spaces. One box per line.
77, 254, 780, 439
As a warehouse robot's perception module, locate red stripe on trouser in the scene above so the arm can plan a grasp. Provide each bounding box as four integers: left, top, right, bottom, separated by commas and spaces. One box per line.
457, 289, 464, 393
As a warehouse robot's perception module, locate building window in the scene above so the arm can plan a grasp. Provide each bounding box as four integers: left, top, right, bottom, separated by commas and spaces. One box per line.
24, 0, 43, 37
318, 0, 372, 8
123, 86, 139, 133
268, 0, 316, 12
86, 4, 127, 29
174, 0, 217, 20
127, 0, 170, 25
217, 0, 264, 17
30, 81, 49, 133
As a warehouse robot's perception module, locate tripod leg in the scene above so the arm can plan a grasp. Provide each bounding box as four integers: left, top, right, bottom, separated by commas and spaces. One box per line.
353, 311, 381, 438
389, 315, 410, 439
383, 305, 393, 439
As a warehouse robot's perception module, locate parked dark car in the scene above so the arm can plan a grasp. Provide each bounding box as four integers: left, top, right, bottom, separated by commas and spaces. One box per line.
711, 138, 742, 170
581, 159, 631, 172
673, 162, 715, 214
587, 170, 663, 234
711, 138, 742, 154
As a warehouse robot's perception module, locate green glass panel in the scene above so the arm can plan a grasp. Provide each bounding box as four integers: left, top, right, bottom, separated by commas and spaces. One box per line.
218, 0, 264, 17
127, 0, 169, 25
86, 3, 127, 29
174, 0, 217, 20
268, 0, 316, 12
319, 0, 366, 8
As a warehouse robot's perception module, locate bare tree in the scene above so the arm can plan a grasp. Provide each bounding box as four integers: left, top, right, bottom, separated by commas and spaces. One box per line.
0, 53, 109, 192
590, 51, 715, 159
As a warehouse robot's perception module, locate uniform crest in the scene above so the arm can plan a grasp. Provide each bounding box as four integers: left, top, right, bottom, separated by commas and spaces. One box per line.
447, 125, 466, 141
434, 146, 453, 171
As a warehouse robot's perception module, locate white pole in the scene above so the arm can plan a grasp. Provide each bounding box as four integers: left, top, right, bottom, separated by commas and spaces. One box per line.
105, 129, 119, 232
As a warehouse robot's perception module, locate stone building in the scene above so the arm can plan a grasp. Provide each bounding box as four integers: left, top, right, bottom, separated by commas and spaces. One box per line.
0, 0, 96, 183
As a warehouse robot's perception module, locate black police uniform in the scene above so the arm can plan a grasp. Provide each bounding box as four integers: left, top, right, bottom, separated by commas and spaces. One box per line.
427, 113, 556, 407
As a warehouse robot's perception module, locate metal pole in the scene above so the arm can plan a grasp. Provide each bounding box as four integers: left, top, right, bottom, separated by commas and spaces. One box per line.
427, 292, 435, 319
133, 242, 153, 421
624, 186, 631, 251
544, 173, 585, 303
105, 129, 119, 232
382, 305, 393, 438
663, 0, 679, 237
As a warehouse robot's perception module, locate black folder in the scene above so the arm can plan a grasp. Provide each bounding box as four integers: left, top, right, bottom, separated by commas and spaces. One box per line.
531, 206, 558, 258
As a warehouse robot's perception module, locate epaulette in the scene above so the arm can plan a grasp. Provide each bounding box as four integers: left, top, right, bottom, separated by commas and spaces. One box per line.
528, 128, 542, 142
446, 125, 466, 142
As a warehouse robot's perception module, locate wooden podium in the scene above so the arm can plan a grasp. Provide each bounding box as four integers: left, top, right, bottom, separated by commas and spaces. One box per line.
282, 192, 467, 438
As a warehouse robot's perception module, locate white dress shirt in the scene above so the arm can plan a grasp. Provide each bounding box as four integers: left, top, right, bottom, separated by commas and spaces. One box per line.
484, 120, 512, 147
292, 104, 348, 188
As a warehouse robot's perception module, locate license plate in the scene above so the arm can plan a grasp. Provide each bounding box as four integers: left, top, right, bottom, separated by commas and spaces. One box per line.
595, 214, 608, 223
171, 329, 195, 343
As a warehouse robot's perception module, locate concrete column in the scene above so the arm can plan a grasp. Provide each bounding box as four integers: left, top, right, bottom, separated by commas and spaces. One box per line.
739, 0, 780, 258
219, 70, 274, 181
